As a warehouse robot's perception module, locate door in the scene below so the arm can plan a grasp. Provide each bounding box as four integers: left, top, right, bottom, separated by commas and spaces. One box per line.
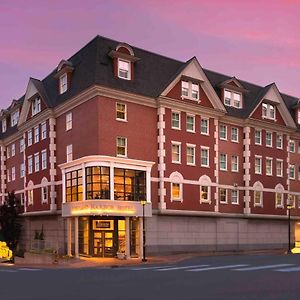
93, 231, 114, 257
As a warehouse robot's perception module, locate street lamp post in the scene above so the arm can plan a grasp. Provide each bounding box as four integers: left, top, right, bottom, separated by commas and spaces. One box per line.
141, 200, 147, 262
287, 196, 293, 254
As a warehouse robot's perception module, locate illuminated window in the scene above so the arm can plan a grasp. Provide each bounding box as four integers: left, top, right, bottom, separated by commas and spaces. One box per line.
253, 181, 263, 207
116, 103, 127, 121
200, 186, 209, 202
116, 137, 127, 157
66, 169, 83, 202
118, 59, 130, 80
199, 175, 211, 203
172, 183, 181, 201
86, 167, 110, 200
219, 188, 227, 203
172, 112, 180, 129
275, 184, 284, 208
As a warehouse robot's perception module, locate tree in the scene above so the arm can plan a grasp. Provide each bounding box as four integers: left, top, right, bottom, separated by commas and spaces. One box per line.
0, 192, 22, 252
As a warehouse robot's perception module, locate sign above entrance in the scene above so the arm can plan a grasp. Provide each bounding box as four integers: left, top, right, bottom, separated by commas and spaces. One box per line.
62, 200, 152, 218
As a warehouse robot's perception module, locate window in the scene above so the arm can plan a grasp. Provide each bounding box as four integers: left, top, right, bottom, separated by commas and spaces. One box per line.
116, 137, 127, 157
186, 115, 195, 132
298, 166, 300, 181
171, 142, 181, 163
28, 130, 33, 146
200, 118, 209, 135
262, 103, 276, 120
186, 145, 195, 166
298, 195, 300, 209
66, 112, 73, 130
253, 181, 263, 207
66, 169, 83, 202
266, 132, 272, 147
11, 167, 15, 181
11, 144, 15, 157
20, 138, 25, 152
11, 110, 19, 127
290, 165, 295, 179
181, 81, 189, 97
7, 169, 11, 182
191, 84, 199, 100
289, 140, 295, 153
255, 130, 261, 145
276, 134, 283, 149
172, 183, 181, 201
28, 156, 33, 174
275, 192, 284, 208
34, 126, 39, 143
28, 189, 34, 205
231, 155, 238, 172
66, 144, 73, 162
20, 193, 24, 206
171, 112, 180, 129
255, 156, 262, 174
41, 122, 47, 140
200, 186, 209, 202
86, 167, 110, 200
181, 81, 199, 100
59, 73, 68, 94
41, 186, 48, 204
20, 163, 25, 178
32, 97, 41, 116
34, 153, 40, 172
298, 110, 300, 125
266, 158, 273, 176
2, 118, 6, 133
114, 168, 146, 201
201, 147, 209, 167
6, 146, 10, 159
224, 90, 242, 108
219, 124, 227, 140
231, 127, 238, 142
199, 175, 211, 203
276, 160, 283, 177
220, 154, 227, 171
219, 188, 227, 203
116, 103, 127, 121
118, 59, 130, 80
231, 190, 239, 204
42, 150, 47, 170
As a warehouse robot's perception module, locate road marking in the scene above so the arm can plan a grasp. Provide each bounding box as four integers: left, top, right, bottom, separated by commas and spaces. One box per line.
130, 265, 175, 271
233, 264, 294, 271
187, 264, 248, 272
0, 269, 18, 273
275, 266, 300, 272
18, 268, 41, 271
156, 265, 210, 271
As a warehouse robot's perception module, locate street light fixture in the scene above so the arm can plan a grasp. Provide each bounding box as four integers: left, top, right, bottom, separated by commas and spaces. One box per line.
140, 199, 147, 262
287, 195, 293, 254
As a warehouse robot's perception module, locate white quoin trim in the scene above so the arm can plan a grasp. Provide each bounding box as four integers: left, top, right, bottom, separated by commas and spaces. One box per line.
243, 126, 251, 214
213, 118, 219, 212
49, 117, 57, 211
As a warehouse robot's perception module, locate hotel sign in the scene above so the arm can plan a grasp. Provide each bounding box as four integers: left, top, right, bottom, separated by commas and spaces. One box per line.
62, 200, 152, 217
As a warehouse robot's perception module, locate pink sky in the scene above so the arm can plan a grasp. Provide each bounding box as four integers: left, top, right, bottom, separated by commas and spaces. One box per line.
1, 0, 300, 108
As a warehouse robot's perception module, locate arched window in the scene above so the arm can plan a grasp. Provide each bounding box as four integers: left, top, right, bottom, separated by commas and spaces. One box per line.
27, 180, 34, 206
41, 177, 49, 204
253, 181, 263, 207
169, 172, 184, 202
275, 183, 285, 208
199, 175, 211, 203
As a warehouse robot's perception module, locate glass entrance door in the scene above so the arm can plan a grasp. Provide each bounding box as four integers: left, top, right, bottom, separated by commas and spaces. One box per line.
93, 231, 114, 257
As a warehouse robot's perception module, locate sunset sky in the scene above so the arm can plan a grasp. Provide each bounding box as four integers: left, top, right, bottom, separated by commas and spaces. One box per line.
1, 0, 300, 109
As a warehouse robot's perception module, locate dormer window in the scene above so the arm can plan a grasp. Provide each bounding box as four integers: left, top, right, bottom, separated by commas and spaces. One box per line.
297, 109, 300, 124
224, 90, 242, 108
262, 103, 276, 120
181, 81, 199, 101
32, 97, 41, 116
59, 73, 68, 94
11, 110, 19, 127
2, 118, 7, 133
118, 59, 131, 80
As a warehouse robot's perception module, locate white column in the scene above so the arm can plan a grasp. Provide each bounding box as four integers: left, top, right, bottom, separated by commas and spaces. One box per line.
74, 217, 79, 258
67, 218, 72, 256
82, 164, 86, 201
139, 217, 143, 259
110, 162, 114, 200
125, 217, 130, 258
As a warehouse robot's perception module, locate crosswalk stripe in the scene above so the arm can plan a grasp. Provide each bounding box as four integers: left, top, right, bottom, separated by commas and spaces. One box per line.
187, 264, 248, 272
233, 264, 294, 271
156, 264, 209, 271
18, 268, 41, 271
130, 265, 175, 271
275, 266, 300, 272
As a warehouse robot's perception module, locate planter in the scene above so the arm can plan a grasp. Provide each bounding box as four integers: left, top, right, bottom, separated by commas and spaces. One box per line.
15, 251, 56, 265
117, 252, 126, 260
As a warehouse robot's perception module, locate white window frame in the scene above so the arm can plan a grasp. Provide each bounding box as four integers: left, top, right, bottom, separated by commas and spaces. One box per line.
42, 150, 47, 170
11, 110, 19, 127
265, 131, 272, 148
262, 103, 276, 120
20, 138, 25, 152
181, 81, 200, 101
276, 134, 283, 149
66, 112, 73, 131
186, 144, 196, 166
186, 114, 195, 133
11, 167, 16, 181
20, 163, 25, 178
224, 89, 242, 108
41, 122, 47, 140
28, 156, 33, 174
116, 137, 127, 158
289, 140, 295, 153
254, 130, 262, 145
171, 111, 180, 130
220, 153, 227, 171
32, 97, 41, 116
2, 118, 7, 133
289, 164, 295, 180
59, 73, 68, 94
11, 143, 15, 157
118, 58, 131, 80
231, 190, 239, 205
219, 188, 227, 204
199, 175, 211, 204
34, 125, 39, 144
219, 124, 227, 140
200, 118, 209, 135
266, 157, 273, 176
231, 155, 238, 172
170, 172, 184, 202
34, 153, 40, 172
276, 159, 283, 177
28, 130, 33, 146
7, 169, 11, 183
41, 184, 48, 204
66, 144, 73, 162
171, 142, 181, 164
200, 146, 209, 167
231, 127, 238, 143
255, 156, 262, 174
116, 103, 127, 122
253, 181, 263, 207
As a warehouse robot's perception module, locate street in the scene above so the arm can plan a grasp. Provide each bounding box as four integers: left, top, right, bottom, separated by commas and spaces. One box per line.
0, 254, 300, 300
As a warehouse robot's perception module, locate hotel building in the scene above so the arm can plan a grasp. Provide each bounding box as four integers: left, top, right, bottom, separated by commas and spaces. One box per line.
1, 35, 300, 258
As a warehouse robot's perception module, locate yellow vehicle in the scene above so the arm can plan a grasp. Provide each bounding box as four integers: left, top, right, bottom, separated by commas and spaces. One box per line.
0, 241, 13, 260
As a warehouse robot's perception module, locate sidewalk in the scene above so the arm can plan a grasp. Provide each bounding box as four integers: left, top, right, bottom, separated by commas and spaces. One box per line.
0, 248, 287, 269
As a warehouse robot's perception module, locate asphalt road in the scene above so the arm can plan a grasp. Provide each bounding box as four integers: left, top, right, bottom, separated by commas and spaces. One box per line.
1, 254, 300, 300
